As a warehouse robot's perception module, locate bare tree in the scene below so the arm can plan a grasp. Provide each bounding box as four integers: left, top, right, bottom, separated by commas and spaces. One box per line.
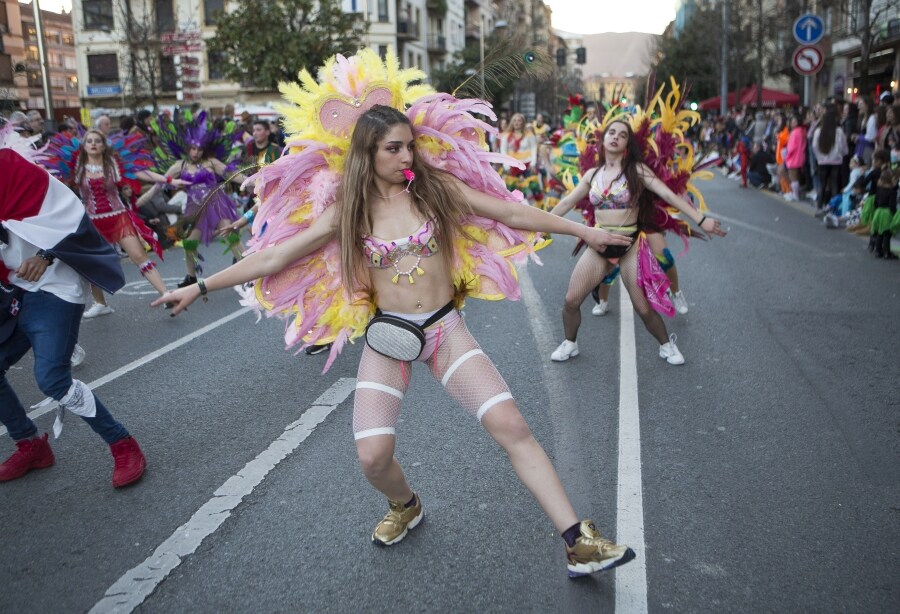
827, 0, 894, 97
118, 0, 165, 112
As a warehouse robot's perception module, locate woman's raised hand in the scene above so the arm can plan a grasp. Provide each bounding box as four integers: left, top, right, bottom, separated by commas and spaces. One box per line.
151, 285, 200, 316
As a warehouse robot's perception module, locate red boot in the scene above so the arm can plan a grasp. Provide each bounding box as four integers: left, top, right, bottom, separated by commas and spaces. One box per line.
109, 436, 146, 488
0, 433, 55, 482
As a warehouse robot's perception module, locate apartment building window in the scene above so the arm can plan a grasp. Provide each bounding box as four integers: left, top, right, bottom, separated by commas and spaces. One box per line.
205, 0, 225, 26
26, 26, 37, 39
378, 45, 388, 61
45, 30, 61, 45
0, 4, 8, 35
26, 46, 39, 62
156, 0, 175, 33
0, 54, 12, 84
160, 55, 177, 91
64, 55, 77, 70
208, 51, 227, 80
51, 75, 67, 89
63, 33, 74, 45
377, 0, 388, 22
28, 71, 42, 87
87, 53, 119, 83
83, 0, 114, 31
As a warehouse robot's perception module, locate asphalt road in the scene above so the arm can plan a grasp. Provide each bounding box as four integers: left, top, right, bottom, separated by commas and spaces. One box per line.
1, 175, 897, 613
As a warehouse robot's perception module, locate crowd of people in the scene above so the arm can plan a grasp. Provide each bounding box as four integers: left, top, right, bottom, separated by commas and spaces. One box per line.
701, 91, 899, 259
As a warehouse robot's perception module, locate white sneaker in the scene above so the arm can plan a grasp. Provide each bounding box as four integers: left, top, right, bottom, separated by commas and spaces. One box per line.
671, 290, 688, 315
82, 303, 114, 319
659, 334, 685, 365
783, 193, 797, 202
591, 300, 609, 316
70, 344, 86, 368
551, 339, 579, 362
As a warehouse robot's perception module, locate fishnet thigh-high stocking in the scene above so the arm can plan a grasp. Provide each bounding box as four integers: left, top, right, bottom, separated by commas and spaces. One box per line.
426, 320, 513, 421
353, 344, 411, 440
618, 245, 670, 344
562, 249, 615, 340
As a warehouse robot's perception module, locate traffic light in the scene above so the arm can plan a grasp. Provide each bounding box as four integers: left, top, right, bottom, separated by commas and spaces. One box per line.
556, 48, 566, 67
575, 47, 586, 64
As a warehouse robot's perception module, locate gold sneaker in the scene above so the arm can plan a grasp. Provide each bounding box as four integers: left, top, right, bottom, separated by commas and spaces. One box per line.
371, 494, 423, 546
565, 520, 636, 578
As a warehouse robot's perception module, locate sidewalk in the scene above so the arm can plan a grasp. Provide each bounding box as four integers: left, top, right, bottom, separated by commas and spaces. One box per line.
718, 168, 899, 256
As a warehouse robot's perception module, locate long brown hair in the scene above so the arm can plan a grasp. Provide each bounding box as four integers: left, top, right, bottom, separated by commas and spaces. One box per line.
595, 120, 657, 230
338, 105, 471, 295
75, 129, 119, 184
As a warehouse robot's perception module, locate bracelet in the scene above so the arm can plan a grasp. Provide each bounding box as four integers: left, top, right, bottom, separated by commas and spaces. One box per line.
197, 277, 209, 302
36, 249, 55, 265
243, 210, 255, 222
166, 175, 173, 184
698, 215, 707, 227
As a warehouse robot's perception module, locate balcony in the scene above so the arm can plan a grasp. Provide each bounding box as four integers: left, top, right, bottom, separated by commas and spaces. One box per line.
427, 34, 447, 53
465, 24, 480, 40
426, 0, 448, 14
397, 20, 419, 41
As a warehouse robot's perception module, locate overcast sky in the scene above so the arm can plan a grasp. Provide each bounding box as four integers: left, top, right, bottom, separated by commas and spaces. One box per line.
31, 0, 677, 35
546, 0, 676, 35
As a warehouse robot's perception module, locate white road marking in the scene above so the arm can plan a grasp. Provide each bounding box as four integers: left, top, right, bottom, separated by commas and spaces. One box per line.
0, 308, 250, 438
89, 377, 356, 614
615, 284, 649, 613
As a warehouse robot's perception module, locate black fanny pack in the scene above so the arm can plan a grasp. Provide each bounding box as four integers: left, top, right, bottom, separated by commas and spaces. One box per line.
365, 300, 455, 361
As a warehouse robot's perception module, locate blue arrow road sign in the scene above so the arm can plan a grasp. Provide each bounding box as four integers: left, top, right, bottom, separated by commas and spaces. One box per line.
793, 14, 824, 45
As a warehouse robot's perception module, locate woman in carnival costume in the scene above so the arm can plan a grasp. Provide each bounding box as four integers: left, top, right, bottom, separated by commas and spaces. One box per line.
500, 113, 544, 207
43, 128, 187, 318
155, 49, 636, 577
549, 82, 727, 365
152, 111, 247, 287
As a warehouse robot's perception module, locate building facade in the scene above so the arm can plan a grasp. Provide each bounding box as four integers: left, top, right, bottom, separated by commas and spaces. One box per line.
20, 1, 79, 112
71, 0, 479, 115
1, 0, 28, 114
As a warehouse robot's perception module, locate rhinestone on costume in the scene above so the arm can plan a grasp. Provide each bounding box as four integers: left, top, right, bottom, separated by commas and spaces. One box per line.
353, 98, 361, 107
332, 110, 339, 118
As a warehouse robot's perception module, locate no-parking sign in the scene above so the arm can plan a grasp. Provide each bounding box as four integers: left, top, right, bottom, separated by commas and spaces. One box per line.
792, 45, 824, 76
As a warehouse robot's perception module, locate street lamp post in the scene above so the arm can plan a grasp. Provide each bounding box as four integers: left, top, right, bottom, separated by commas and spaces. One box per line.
31, 0, 55, 132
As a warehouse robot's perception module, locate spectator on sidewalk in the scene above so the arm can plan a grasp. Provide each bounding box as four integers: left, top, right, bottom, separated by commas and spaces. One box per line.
811, 105, 848, 214
785, 113, 807, 202
851, 97, 877, 164
748, 142, 775, 188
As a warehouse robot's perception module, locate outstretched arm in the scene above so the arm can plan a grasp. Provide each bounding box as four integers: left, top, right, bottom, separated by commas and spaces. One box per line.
453, 177, 632, 252
637, 164, 727, 237
151, 204, 339, 315
549, 168, 596, 217
211, 158, 248, 185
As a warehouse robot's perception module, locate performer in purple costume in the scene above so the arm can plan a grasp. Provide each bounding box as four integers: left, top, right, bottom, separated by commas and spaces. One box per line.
154, 112, 247, 287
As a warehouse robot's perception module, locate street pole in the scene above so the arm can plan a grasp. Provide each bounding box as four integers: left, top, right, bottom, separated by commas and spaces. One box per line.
32, 0, 55, 132
720, 0, 728, 116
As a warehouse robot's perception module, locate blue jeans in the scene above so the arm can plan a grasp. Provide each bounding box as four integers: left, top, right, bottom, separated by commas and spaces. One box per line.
0, 290, 128, 444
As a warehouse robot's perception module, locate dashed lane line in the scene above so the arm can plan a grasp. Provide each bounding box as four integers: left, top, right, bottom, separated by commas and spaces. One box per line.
89, 377, 356, 614
0, 308, 250, 438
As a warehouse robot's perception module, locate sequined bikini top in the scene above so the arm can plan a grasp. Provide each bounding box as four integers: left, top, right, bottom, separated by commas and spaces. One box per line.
588, 168, 632, 210
362, 218, 440, 284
